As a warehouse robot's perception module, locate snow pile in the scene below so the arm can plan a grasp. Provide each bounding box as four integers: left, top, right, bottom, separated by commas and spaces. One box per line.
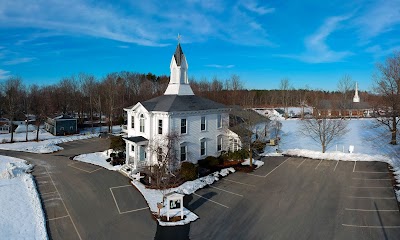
73, 149, 122, 171
14, 124, 37, 133
283, 149, 391, 164
242, 158, 265, 169
0, 156, 47, 239
0, 133, 99, 153
131, 168, 235, 226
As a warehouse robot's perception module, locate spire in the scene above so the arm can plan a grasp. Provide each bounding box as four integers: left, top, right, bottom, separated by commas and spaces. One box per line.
174, 43, 184, 66
353, 82, 360, 103
164, 40, 194, 96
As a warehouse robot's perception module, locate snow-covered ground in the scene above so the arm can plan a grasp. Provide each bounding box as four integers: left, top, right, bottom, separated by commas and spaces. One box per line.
0, 133, 99, 153
0, 125, 122, 143
0, 155, 47, 239
0, 125, 123, 153
73, 150, 122, 171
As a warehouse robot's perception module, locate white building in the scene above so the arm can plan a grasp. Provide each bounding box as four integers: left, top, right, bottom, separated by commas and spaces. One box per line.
123, 43, 240, 171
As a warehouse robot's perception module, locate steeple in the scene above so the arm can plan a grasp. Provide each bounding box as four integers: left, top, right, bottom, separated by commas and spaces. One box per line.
164, 40, 194, 96
353, 82, 360, 103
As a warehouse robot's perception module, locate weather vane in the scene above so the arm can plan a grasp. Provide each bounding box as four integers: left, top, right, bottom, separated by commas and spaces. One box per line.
177, 33, 181, 43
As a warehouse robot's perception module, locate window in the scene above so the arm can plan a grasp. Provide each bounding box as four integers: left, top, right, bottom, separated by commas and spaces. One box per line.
131, 116, 135, 129
201, 116, 206, 131
157, 147, 163, 162
131, 145, 135, 152
158, 119, 163, 135
180, 145, 187, 161
217, 114, 222, 128
217, 135, 222, 151
140, 114, 145, 133
200, 139, 206, 156
181, 119, 187, 134
70, 126, 73, 130
233, 139, 239, 151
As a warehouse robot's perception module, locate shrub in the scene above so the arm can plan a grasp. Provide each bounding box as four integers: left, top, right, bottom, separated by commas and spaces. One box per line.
180, 162, 197, 181
106, 158, 111, 162
205, 156, 220, 166
110, 136, 125, 152
110, 153, 116, 158
117, 151, 125, 158
223, 149, 249, 161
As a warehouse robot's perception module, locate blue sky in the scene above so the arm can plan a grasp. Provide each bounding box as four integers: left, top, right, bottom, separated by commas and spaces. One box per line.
0, 0, 399, 91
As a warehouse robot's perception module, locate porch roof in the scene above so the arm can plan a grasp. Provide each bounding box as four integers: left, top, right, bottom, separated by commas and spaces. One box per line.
124, 136, 148, 143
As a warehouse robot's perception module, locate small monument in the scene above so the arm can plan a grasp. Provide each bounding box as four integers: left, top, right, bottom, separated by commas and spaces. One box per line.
165, 192, 184, 221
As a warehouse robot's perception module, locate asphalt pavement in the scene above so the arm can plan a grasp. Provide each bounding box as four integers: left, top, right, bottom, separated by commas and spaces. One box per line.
1, 138, 400, 240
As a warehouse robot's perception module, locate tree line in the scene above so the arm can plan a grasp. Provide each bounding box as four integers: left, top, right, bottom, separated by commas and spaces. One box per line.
0, 52, 398, 144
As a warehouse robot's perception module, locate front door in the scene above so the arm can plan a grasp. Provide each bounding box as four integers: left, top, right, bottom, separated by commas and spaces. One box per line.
139, 146, 146, 162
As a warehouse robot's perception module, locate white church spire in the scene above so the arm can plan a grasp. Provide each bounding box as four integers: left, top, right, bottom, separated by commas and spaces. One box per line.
353, 82, 360, 103
164, 37, 194, 96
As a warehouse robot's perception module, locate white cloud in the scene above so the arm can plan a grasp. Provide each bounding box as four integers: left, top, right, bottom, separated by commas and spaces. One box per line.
205, 64, 235, 69
0, 69, 10, 80
240, 0, 275, 15
3, 57, 35, 65
0, 0, 275, 47
278, 15, 352, 63
355, 0, 400, 39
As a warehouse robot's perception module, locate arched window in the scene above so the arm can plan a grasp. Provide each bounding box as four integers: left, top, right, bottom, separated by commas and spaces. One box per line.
140, 114, 145, 133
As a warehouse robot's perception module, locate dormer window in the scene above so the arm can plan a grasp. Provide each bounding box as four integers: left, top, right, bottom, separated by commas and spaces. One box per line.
140, 114, 145, 133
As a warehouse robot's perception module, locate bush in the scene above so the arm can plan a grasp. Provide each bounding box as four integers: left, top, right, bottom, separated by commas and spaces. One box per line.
110, 136, 125, 152
222, 149, 249, 161
117, 151, 125, 158
180, 162, 197, 181
106, 158, 111, 162
198, 156, 220, 168
110, 153, 116, 158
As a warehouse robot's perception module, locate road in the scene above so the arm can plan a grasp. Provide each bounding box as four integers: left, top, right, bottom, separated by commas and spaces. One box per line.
1, 138, 400, 240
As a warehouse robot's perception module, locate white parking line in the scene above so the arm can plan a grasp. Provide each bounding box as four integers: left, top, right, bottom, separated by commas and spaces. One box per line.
68, 163, 102, 173
110, 185, 148, 215
45, 167, 82, 240
342, 224, 400, 229
345, 208, 398, 212
315, 160, 323, 169
353, 161, 356, 172
119, 207, 149, 215
209, 186, 243, 197
222, 178, 255, 187
354, 171, 389, 173
248, 158, 289, 178
40, 191, 58, 196
347, 196, 395, 200
350, 186, 393, 189
47, 215, 70, 221
297, 159, 306, 168
334, 161, 339, 171
43, 197, 63, 202
352, 178, 391, 180
193, 193, 229, 208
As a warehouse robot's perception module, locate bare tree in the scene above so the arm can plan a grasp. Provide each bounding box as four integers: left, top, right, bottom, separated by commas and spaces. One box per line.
373, 52, 400, 145
337, 74, 354, 115
279, 78, 291, 118
145, 132, 181, 199
299, 115, 349, 153
1, 77, 25, 142
230, 107, 269, 167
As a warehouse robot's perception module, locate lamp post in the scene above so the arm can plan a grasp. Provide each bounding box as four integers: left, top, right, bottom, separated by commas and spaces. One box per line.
25, 118, 28, 142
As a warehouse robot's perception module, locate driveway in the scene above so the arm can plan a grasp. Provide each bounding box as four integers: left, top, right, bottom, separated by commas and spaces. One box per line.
1, 139, 399, 240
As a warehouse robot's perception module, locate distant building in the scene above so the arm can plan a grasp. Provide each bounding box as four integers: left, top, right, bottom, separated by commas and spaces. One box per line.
0, 118, 10, 134
45, 115, 77, 136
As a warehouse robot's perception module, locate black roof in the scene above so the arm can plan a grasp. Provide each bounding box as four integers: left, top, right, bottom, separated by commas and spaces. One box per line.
138, 95, 227, 112
174, 43, 184, 66
124, 136, 148, 143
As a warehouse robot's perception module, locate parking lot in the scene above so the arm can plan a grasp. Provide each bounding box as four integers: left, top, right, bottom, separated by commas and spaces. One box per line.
187, 157, 400, 240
